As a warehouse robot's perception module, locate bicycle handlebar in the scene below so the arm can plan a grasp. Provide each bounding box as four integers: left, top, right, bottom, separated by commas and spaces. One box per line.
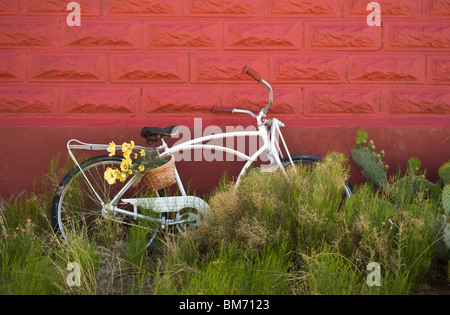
211, 106, 233, 113
241, 65, 273, 116
242, 65, 262, 83
211, 65, 273, 120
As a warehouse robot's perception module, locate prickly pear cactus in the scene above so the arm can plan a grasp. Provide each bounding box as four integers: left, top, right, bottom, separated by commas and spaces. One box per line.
390, 157, 436, 205
443, 186, 450, 215
441, 174, 449, 264
439, 161, 450, 217
443, 223, 450, 252
438, 161, 450, 188
351, 130, 388, 190
390, 175, 434, 205
406, 157, 421, 176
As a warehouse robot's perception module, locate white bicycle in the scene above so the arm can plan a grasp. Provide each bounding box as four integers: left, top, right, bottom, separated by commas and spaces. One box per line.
51, 65, 353, 249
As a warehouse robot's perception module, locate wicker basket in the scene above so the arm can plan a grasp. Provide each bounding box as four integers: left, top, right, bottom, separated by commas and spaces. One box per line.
142, 154, 176, 191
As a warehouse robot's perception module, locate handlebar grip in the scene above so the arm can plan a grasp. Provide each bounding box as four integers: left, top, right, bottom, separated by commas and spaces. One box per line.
212, 106, 233, 113
242, 65, 262, 83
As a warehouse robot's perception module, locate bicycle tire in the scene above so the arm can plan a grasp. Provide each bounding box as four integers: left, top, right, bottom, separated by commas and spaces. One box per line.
51, 155, 165, 249
280, 154, 353, 198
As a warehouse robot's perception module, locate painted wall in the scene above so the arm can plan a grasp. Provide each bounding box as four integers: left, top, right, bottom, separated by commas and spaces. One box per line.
0, 0, 449, 197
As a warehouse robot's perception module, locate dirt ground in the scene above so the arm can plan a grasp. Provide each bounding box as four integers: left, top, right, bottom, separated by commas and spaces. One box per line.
414, 260, 449, 295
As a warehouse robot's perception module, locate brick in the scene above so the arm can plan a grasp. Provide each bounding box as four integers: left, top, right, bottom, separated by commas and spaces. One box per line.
144, 21, 221, 49
22, 0, 100, 16
0, 86, 57, 114
61, 20, 141, 49
383, 89, 450, 115
0, 20, 58, 48
427, 56, 450, 84
142, 86, 300, 114
230, 87, 301, 114
143, 86, 221, 114
224, 22, 302, 50
185, 0, 264, 16
423, 0, 450, 18
61, 87, 140, 116
104, 0, 182, 16
270, 55, 346, 83
305, 23, 381, 51
0, 51, 25, 82
267, 0, 340, 17
0, 0, 18, 14
190, 54, 268, 83
110, 53, 188, 83
304, 87, 380, 116
344, 0, 420, 17
28, 53, 106, 82
385, 23, 450, 50
348, 55, 426, 83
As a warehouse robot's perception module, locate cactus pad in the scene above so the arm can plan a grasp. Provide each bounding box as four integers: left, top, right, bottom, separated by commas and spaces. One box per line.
443, 185, 450, 216
351, 146, 388, 190
355, 130, 368, 148
438, 161, 450, 187
390, 174, 434, 205
406, 157, 421, 176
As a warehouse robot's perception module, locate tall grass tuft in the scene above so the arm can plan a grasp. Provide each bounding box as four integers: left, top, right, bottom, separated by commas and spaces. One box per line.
0, 206, 62, 294
153, 240, 291, 295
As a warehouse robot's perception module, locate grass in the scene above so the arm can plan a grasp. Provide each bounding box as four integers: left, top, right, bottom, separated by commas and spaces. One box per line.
153, 240, 291, 295
0, 152, 448, 295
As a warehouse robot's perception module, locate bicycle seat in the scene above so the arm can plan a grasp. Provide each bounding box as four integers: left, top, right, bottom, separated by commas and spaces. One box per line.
140, 125, 179, 143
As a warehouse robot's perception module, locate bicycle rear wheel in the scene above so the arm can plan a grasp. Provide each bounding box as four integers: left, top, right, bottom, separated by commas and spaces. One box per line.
51, 155, 164, 250
281, 154, 353, 198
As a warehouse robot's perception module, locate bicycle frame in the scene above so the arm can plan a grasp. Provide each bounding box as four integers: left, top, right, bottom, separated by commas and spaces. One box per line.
160, 117, 294, 187
64, 69, 295, 226
66, 116, 293, 223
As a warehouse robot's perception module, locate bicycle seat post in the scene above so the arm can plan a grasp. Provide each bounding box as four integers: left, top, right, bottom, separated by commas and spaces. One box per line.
156, 138, 169, 152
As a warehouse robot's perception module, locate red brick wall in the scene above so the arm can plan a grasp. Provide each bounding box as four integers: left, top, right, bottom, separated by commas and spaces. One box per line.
0, 0, 449, 197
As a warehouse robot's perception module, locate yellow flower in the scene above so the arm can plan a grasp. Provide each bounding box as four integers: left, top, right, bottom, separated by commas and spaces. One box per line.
138, 165, 145, 172
134, 153, 138, 159
122, 141, 135, 153
117, 172, 127, 182
106, 142, 116, 157
139, 149, 146, 157
104, 167, 117, 185
120, 157, 132, 172
122, 141, 135, 159
123, 149, 132, 159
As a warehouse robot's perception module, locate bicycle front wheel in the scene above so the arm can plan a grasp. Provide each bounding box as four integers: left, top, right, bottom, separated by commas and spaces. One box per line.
51, 155, 164, 249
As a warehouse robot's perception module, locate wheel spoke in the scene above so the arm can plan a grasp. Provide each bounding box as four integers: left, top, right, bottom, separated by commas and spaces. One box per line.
53, 156, 160, 249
